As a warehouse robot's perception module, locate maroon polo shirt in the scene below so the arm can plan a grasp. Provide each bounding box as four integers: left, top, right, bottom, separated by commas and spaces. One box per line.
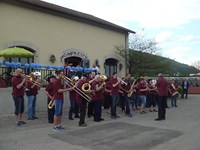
138, 82, 147, 96
26, 81, 38, 96
68, 84, 76, 100
45, 82, 55, 97
11, 76, 25, 96
76, 79, 86, 104
105, 80, 112, 94
121, 79, 131, 94
155, 77, 168, 96
92, 80, 103, 101
169, 83, 178, 94
109, 78, 120, 95
53, 78, 64, 100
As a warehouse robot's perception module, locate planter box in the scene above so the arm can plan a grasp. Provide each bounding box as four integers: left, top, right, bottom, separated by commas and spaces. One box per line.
188, 87, 200, 94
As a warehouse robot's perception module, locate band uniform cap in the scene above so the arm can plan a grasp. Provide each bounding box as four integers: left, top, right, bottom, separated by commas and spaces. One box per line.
82, 74, 88, 78
73, 76, 79, 81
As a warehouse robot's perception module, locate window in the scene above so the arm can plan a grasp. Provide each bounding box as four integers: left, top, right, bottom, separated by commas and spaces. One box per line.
104, 58, 118, 77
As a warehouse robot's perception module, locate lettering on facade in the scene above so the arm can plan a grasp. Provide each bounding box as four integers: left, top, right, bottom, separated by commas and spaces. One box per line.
60, 50, 88, 62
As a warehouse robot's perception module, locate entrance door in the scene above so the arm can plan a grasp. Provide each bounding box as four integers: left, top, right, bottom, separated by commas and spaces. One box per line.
64, 56, 82, 67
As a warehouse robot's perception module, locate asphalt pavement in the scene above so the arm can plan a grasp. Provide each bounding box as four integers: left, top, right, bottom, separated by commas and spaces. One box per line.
0, 94, 200, 150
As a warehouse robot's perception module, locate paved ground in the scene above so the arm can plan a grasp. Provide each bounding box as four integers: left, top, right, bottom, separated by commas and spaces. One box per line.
0, 95, 200, 150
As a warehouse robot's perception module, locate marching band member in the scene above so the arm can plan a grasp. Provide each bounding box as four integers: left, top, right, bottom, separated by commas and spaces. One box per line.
137, 77, 149, 114
169, 79, 179, 107
87, 71, 95, 118
109, 72, 121, 119
155, 73, 168, 121
91, 75, 105, 122
11, 68, 27, 126
103, 77, 112, 110
76, 73, 93, 127
147, 79, 157, 112
68, 76, 79, 120
52, 70, 69, 132
26, 72, 39, 120
44, 75, 55, 124
120, 74, 132, 117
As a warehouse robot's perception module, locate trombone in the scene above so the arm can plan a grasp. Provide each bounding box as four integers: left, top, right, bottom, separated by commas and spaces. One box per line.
61, 75, 92, 102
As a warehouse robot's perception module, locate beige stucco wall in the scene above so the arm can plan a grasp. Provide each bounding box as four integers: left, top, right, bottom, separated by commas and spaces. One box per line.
0, 2, 127, 77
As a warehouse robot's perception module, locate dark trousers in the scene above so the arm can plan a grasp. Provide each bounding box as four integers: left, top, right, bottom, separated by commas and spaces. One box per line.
69, 99, 75, 118
93, 100, 102, 121
157, 96, 167, 119
79, 98, 87, 125
103, 93, 111, 109
87, 101, 93, 117
147, 93, 156, 107
182, 89, 188, 99
47, 99, 55, 123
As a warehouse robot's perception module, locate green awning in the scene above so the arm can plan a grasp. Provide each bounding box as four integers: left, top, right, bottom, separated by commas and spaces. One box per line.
0, 47, 34, 58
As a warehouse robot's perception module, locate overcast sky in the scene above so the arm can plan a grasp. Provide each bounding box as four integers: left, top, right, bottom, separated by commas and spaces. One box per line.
43, 0, 200, 66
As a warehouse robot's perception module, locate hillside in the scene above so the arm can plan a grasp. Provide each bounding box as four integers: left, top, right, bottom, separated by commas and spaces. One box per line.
128, 50, 199, 77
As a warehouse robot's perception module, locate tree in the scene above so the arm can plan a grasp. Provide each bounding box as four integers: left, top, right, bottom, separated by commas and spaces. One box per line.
192, 60, 200, 70
115, 32, 170, 77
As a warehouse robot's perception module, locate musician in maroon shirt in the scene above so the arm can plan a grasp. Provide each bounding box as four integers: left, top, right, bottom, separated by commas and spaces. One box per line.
155, 73, 168, 121
68, 76, 79, 120
11, 68, 27, 126
137, 77, 149, 114
169, 79, 178, 107
109, 72, 121, 119
76, 74, 93, 127
87, 71, 95, 118
120, 74, 132, 117
91, 75, 105, 122
44, 76, 56, 123
26, 73, 39, 120
52, 70, 69, 131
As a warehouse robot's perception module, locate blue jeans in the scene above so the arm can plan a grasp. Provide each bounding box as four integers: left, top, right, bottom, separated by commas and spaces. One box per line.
111, 94, 119, 116
27, 95, 36, 118
54, 100, 64, 116
130, 93, 137, 109
140, 95, 147, 105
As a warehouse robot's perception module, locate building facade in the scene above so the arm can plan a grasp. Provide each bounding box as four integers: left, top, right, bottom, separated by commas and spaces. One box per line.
0, 0, 135, 77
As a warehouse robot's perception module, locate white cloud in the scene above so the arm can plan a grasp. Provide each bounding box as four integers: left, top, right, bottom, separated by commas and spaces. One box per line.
43, 0, 200, 66
155, 31, 174, 43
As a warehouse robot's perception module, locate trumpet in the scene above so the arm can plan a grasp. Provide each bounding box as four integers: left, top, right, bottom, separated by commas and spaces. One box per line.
118, 77, 127, 85
10, 72, 42, 88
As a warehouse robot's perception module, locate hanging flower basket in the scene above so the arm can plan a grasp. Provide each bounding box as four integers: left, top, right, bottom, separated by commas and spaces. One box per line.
49, 54, 56, 63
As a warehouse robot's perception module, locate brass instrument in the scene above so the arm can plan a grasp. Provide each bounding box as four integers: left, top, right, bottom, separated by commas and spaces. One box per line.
54, 74, 91, 102
127, 89, 136, 97
48, 100, 54, 109
118, 77, 127, 86
172, 91, 181, 99
81, 83, 91, 93
127, 79, 136, 97
10, 72, 42, 88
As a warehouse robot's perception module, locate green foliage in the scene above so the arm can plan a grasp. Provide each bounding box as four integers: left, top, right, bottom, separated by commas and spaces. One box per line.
116, 48, 200, 77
